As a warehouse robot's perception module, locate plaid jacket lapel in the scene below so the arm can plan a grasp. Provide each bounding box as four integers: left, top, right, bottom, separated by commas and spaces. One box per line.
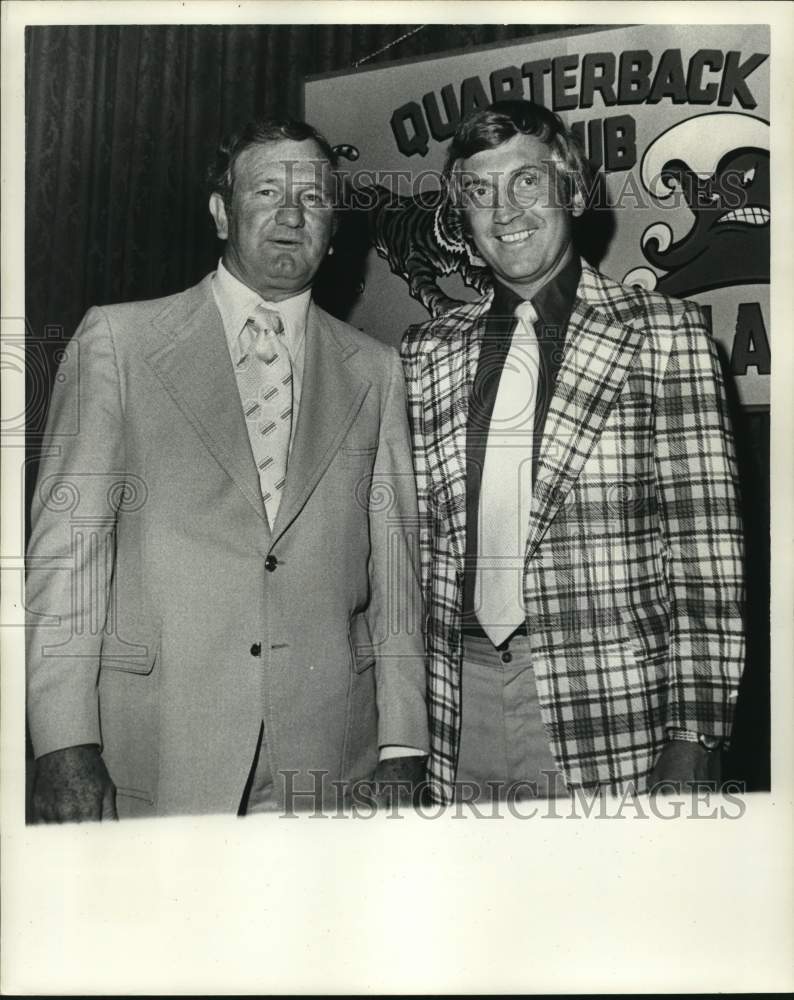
525, 271, 647, 564
424, 301, 490, 571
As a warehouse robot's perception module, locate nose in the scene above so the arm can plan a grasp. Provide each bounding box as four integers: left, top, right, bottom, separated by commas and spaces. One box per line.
275, 201, 305, 227
492, 189, 520, 226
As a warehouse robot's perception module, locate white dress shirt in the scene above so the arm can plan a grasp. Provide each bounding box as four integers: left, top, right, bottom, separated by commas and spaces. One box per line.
212, 258, 309, 455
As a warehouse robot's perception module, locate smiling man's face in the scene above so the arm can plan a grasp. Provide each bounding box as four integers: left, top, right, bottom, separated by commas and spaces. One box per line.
460, 131, 582, 299
210, 138, 336, 301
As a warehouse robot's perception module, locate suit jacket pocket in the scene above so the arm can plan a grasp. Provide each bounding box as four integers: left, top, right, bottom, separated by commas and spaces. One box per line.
617, 600, 671, 665
348, 613, 375, 673
100, 629, 160, 675
342, 614, 378, 782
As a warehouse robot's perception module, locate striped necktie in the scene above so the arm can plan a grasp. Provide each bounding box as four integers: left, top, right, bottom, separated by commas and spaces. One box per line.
475, 299, 540, 646
235, 305, 293, 526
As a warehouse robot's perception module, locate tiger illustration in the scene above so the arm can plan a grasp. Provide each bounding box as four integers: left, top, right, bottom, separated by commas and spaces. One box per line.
333, 144, 492, 318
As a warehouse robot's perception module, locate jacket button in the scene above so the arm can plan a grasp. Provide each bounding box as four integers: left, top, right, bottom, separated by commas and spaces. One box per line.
250, 643, 261, 657
265, 555, 278, 572
501, 651, 513, 664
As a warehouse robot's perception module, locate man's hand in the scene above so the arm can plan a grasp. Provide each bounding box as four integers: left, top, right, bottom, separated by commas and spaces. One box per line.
32, 744, 117, 823
372, 755, 428, 808
649, 740, 721, 792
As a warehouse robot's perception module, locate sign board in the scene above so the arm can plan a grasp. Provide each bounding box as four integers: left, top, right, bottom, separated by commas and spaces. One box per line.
305, 24, 770, 406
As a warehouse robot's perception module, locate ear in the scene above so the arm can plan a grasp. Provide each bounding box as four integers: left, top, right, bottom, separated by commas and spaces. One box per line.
209, 192, 229, 240
571, 188, 585, 219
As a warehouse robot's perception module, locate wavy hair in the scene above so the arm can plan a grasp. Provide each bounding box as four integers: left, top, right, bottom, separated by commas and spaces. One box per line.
443, 100, 593, 215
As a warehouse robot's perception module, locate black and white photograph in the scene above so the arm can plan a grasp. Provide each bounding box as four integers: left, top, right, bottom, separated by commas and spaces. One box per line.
2, 1, 792, 994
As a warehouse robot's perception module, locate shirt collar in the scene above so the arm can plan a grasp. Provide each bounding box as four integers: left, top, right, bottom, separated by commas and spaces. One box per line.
490, 254, 581, 336
212, 258, 311, 364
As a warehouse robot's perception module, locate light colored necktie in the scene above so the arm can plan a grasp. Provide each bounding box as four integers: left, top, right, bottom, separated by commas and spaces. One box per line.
475, 299, 540, 647
235, 305, 293, 525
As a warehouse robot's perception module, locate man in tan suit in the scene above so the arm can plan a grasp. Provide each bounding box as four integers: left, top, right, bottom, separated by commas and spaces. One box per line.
26, 117, 428, 821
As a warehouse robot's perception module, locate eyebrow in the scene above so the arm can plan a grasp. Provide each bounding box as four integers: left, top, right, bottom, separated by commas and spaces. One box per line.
251, 175, 330, 192
460, 164, 542, 188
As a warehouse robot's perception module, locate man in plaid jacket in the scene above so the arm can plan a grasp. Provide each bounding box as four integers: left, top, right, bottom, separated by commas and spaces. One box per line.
401, 100, 745, 804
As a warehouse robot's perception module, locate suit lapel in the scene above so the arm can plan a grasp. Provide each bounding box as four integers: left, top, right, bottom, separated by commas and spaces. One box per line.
270, 304, 370, 545
525, 294, 646, 562
144, 276, 269, 528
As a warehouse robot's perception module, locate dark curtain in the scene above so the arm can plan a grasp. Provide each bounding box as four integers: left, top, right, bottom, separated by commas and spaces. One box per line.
24, 23, 769, 792
26, 23, 569, 352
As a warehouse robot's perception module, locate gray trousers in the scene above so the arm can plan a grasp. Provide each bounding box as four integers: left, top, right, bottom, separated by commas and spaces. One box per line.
241, 631, 566, 811
456, 632, 566, 800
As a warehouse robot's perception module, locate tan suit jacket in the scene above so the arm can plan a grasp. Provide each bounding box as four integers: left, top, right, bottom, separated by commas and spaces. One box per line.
26, 275, 428, 817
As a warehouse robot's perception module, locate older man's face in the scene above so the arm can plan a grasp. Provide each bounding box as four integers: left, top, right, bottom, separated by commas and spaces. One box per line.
210, 138, 336, 301
459, 132, 582, 299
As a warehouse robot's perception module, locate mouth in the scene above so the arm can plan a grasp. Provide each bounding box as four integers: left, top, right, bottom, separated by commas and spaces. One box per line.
717, 207, 769, 226
496, 228, 535, 245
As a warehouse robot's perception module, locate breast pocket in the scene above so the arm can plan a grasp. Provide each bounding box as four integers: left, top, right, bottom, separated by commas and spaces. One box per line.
339, 443, 378, 465
339, 418, 379, 464
587, 392, 654, 477
337, 440, 379, 504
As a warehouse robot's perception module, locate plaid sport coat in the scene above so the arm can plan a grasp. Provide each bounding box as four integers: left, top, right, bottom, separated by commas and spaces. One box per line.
401, 261, 745, 803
